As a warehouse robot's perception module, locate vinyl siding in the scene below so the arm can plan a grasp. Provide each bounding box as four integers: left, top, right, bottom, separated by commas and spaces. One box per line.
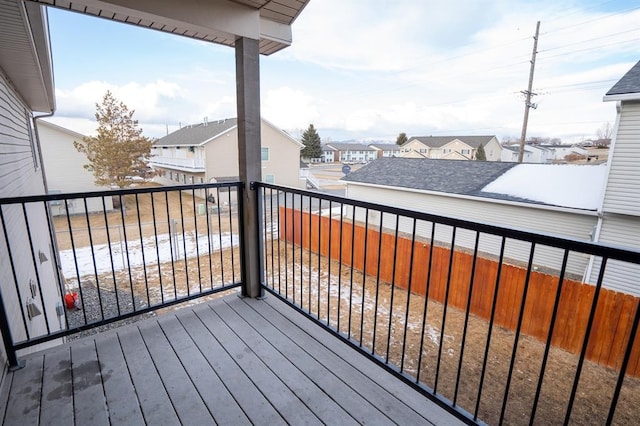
603, 101, 640, 216
346, 184, 597, 277
587, 216, 640, 296
0, 74, 62, 368
0, 74, 38, 196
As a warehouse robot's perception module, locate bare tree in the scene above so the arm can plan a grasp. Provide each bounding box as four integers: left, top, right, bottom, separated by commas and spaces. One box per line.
596, 122, 612, 146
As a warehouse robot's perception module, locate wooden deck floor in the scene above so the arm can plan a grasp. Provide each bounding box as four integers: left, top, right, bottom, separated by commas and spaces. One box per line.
0, 294, 463, 425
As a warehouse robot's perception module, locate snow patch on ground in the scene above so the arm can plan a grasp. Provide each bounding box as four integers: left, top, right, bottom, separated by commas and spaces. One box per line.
60, 231, 239, 280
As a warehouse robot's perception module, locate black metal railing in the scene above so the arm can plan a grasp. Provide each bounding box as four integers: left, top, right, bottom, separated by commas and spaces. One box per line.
0, 183, 243, 367
255, 182, 640, 426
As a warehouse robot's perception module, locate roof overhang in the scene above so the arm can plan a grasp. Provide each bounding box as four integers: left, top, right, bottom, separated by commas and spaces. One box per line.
0, 1, 55, 112
29, 0, 309, 55
603, 93, 640, 102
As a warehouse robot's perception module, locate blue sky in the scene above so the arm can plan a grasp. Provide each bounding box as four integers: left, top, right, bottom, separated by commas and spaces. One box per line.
47, 1, 640, 143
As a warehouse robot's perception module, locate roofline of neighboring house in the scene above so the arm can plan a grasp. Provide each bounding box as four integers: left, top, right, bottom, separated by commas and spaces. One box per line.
342, 180, 600, 216
40, 120, 86, 139
155, 117, 304, 149
326, 144, 377, 151
603, 93, 640, 102
262, 117, 304, 149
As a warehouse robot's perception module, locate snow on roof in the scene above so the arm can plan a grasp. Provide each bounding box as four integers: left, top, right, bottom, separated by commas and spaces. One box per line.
481, 164, 607, 210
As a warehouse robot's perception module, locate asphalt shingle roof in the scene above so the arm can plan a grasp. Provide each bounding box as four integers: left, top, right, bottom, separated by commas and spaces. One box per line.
405, 135, 495, 148
343, 158, 517, 197
369, 144, 400, 150
606, 60, 640, 96
154, 118, 238, 146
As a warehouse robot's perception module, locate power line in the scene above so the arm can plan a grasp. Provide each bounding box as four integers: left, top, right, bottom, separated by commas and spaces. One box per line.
538, 37, 639, 60
539, 27, 640, 53
543, 5, 640, 34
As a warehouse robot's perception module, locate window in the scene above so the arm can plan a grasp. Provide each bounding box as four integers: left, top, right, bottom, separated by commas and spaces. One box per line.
189, 176, 194, 184
200, 177, 204, 184
182, 174, 186, 183
265, 174, 275, 184
462, 149, 470, 155
261, 147, 269, 161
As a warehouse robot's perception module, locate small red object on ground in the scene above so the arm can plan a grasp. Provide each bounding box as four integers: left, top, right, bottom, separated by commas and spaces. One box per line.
64, 292, 78, 309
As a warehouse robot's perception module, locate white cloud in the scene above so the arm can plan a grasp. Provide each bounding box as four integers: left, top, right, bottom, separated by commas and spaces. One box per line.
262, 87, 322, 129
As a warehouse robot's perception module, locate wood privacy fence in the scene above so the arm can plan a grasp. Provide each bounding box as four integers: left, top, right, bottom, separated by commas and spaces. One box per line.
279, 207, 640, 377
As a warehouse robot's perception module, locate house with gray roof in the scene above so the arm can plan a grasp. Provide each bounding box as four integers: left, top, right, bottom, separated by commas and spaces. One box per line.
151, 118, 303, 189
320, 144, 337, 163
368, 143, 400, 158
342, 157, 606, 282
325, 142, 378, 164
400, 135, 502, 161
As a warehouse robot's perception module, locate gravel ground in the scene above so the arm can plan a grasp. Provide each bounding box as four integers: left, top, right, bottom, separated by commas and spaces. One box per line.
65, 281, 156, 341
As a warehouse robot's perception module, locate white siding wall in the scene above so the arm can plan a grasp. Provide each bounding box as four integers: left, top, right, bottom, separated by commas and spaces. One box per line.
346, 184, 597, 277
588, 100, 640, 296
588, 214, 640, 296
0, 73, 63, 367
603, 101, 640, 216
483, 138, 503, 162
38, 121, 113, 215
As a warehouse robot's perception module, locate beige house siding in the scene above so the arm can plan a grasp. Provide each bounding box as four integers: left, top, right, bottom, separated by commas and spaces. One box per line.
38, 120, 114, 215
400, 139, 429, 156
153, 119, 302, 188
483, 137, 503, 161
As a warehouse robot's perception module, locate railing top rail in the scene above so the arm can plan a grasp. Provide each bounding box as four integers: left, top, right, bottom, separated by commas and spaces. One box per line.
0, 182, 243, 206
254, 181, 640, 264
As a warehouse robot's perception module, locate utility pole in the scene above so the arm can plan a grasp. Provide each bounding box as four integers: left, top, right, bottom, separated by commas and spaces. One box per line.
518, 21, 540, 163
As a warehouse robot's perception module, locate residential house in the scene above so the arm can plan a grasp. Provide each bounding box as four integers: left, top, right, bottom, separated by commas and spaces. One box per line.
501, 143, 552, 163
502, 143, 589, 163
151, 118, 304, 189
586, 59, 640, 295
321, 144, 337, 163
38, 120, 114, 215
541, 144, 588, 162
343, 158, 607, 286
400, 135, 502, 161
325, 142, 378, 163
501, 145, 534, 162
0, 2, 64, 366
369, 143, 400, 158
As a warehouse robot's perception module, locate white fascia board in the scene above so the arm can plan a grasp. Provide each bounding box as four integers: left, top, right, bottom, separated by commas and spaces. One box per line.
603, 93, 640, 102
260, 17, 292, 46
342, 180, 599, 216
84, 0, 260, 40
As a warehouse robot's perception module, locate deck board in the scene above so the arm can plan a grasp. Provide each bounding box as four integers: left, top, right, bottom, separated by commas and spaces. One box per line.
70, 341, 109, 426
40, 347, 73, 426
4, 355, 43, 425
175, 309, 286, 425
192, 303, 324, 425
117, 325, 180, 425
214, 300, 363, 425
137, 321, 215, 424
156, 315, 251, 425
94, 333, 145, 425
3, 293, 464, 425
249, 297, 436, 425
